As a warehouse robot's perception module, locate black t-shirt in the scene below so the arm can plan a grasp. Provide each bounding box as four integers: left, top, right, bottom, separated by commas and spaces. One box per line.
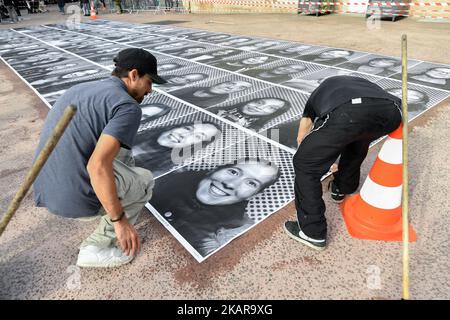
302, 76, 401, 119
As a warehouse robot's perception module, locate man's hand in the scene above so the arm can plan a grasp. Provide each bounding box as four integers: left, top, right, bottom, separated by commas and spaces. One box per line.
297, 117, 313, 146
113, 218, 141, 257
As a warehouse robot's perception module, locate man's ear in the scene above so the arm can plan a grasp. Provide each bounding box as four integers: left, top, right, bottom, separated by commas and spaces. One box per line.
129, 69, 139, 82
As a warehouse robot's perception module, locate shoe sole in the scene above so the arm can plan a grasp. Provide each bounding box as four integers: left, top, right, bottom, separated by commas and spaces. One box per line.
76, 259, 132, 268
283, 224, 326, 251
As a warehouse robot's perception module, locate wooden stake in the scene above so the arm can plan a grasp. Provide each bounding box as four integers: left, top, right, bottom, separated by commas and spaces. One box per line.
401, 34, 410, 300
0, 105, 77, 237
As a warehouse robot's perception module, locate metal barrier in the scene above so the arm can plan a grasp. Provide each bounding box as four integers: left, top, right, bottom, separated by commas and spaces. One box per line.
105, 0, 188, 13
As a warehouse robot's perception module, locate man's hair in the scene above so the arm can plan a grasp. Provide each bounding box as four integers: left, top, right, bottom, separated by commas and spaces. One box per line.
111, 66, 145, 78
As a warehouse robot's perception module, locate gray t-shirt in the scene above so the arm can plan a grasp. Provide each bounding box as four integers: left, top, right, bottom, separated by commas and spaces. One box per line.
33, 76, 142, 218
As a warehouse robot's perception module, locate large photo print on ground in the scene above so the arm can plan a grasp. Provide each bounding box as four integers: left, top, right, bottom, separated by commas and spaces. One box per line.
1, 18, 449, 262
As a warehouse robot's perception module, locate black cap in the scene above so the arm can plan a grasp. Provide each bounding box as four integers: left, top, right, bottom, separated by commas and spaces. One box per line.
113, 48, 167, 84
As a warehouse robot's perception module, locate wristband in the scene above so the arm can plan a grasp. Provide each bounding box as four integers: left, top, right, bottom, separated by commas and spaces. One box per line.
111, 211, 125, 223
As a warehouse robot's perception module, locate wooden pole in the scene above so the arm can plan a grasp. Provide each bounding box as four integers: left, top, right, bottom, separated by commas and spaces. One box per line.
0, 105, 77, 237
401, 35, 410, 300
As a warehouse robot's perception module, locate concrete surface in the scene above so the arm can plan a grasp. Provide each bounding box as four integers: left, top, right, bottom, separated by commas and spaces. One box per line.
0, 5, 449, 299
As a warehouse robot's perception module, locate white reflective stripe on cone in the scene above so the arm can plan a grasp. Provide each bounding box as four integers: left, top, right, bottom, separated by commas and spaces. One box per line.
378, 137, 402, 165
360, 176, 402, 210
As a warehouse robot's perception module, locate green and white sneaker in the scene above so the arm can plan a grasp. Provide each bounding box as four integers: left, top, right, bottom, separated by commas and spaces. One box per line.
283, 221, 326, 251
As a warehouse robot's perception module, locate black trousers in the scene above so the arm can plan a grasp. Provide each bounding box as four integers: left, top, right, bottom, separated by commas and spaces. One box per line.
293, 98, 402, 239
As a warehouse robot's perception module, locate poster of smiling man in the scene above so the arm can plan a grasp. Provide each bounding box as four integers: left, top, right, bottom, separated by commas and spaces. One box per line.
390, 62, 450, 91
374, 78, 450, 119
132, 111, 248, 179
155, 65, 229, 92
210, 52, 283, 72
280, 67, 381, 94
169, 74, 271, 109
336, 54, 422, 77
207, 86, 309, 132
240, 59, 325, 84
296, 48, 366, 66
146, 135, 295, 262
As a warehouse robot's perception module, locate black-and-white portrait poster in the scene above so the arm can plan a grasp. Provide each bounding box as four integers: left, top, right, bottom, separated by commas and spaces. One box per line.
234, 39, 286, 52
240, 59, 325, 84
151, 39, 195, 53
146, 136, 295, 262
185, 48, 245, 64
3, 49, 68, 70
189, 33, 236, 43
154, 44, 220, 59
138, 93, 200, 131
390, 62, 450, 91
262, 43, 321, 58
169, 74, 270, 109
337, 54, 421, 77
215, 36, 256, 47
29, 67, 110, 92
375, 79, 450, 119
281, 67, 381, 94
132, 111, 248, 179
259, 115, 302, 152
296, 48, 366, 66
155, 65, 229, 92
156, 58, 196, 76
207, 87, 308, 132
210, 52, 282, 72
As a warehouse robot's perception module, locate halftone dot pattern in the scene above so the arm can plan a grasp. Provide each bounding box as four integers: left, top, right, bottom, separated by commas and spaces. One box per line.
375, 78, 450, 118
155, 65, 229, 92
389, 62, 450, 92
182, 136, 295, 222
335, 54, 422, 78
138, 93, 200, 131
240, 59, 326, 82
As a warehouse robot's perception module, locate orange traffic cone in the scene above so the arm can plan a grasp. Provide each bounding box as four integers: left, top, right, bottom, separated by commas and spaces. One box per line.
90, 4, 97, 20
341, 125, 417, 242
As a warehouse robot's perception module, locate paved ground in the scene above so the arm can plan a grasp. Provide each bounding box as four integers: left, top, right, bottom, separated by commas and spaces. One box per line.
0, 5, 449, 299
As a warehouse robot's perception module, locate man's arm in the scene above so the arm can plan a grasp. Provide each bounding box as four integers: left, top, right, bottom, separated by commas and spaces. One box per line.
87, 134, 140, 257
297, 117, 313, 146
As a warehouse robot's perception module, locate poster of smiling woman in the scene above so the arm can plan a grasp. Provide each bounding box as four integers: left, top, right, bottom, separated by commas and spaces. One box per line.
146, 136, 295, 262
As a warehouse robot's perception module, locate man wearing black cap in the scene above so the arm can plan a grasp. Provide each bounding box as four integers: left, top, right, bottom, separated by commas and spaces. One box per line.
283, 76, 402, 251
33, 48, 166, 268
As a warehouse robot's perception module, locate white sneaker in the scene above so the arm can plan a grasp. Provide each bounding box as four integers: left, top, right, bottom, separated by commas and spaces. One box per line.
76, 245, 134, 268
